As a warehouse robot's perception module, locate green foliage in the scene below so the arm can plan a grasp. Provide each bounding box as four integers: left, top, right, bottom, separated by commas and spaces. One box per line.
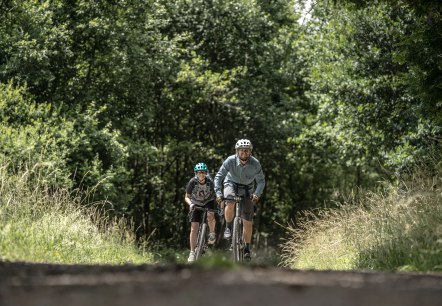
288, 0, 441, 206
0, 82, 73, 188
155, 0, 276, 69
281, 161, 442, 272
66, 103, 131, 206
336, 0, 442, 125
0, 82, 130, 206
0, 162, 153, 264
304, 2, 412, 162
395, 2, 442, 126
0, 0, 441, 257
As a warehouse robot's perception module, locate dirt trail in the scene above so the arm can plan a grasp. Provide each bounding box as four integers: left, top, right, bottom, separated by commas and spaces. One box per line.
1, 261, 442, 306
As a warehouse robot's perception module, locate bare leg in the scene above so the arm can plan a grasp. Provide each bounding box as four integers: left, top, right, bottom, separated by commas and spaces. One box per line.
224, 201, 235, 223
207, 212, 215, 233
190, 222, 199, 251
243, 219, 253, 244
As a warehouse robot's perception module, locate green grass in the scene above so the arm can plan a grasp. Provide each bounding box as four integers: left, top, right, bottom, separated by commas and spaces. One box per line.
0, 162, 154, 264
281, 171, 442, 272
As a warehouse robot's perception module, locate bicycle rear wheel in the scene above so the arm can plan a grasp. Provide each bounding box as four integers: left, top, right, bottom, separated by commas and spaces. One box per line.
232, 216, 243, 262
195, 223, 207, 260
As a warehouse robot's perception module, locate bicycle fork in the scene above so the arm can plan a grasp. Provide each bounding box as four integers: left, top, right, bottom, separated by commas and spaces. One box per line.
232, 202, 244, 262
195, 216, 208, 260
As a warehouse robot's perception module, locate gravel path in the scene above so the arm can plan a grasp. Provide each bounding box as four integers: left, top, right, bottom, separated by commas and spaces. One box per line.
1, 261, 442, 306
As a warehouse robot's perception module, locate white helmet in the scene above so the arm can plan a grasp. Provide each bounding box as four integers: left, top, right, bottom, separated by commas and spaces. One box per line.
235, 139, 253, 150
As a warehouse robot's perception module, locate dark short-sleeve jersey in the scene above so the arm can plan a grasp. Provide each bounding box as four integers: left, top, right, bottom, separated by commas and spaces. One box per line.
185, 176, 215, 206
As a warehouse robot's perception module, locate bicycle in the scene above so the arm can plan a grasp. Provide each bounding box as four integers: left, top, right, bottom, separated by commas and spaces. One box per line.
223, 195, 247, 262
192, 205, 223, 261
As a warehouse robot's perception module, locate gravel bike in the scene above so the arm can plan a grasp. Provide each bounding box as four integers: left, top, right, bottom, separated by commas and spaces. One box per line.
192, 205, 223, 261
223, 195, 247, 262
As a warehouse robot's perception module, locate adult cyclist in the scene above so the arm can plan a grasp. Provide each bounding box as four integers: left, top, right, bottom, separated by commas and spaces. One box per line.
184, 163, 217, 263
214, 139, 265, 261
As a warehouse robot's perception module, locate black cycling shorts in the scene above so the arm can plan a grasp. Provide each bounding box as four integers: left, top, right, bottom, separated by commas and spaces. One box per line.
189, 200, 215, 223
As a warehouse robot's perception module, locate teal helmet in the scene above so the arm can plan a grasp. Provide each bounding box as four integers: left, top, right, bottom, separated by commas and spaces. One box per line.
194, 162, 208, 172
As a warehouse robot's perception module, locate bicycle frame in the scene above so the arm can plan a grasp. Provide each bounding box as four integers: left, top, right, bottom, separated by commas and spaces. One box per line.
224, 195, 245, 262
192, 206, 221, 261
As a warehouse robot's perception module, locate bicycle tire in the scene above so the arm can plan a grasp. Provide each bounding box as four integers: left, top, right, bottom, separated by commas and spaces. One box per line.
195, 223, 207, 260
232, 216, 243, 262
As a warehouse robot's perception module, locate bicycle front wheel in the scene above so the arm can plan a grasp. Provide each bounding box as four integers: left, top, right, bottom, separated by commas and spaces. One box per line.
232, 216, 243, 262
195, 223, 207, 260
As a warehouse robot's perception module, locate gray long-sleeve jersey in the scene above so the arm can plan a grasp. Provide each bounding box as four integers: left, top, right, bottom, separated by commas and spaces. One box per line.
214, 154, 265, 198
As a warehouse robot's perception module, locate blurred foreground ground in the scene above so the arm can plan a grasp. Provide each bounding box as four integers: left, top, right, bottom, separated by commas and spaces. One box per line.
1, 261, 442, 306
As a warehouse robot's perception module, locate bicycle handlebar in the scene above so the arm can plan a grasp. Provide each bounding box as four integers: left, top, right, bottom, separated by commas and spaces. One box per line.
220, 195, 259, 208
221, 195, 246, 202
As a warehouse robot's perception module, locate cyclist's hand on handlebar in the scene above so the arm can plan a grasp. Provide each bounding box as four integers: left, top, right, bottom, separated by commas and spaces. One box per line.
189, 204, 195, 211
251, 194, 260, 204
216, 196, 224, 208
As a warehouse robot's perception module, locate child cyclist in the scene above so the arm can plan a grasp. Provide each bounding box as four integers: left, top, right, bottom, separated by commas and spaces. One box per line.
184, 162, 217, 263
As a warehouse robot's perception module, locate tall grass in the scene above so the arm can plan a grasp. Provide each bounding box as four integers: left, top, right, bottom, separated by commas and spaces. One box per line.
281, 169, 442, 272
0, 162, 154, 264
